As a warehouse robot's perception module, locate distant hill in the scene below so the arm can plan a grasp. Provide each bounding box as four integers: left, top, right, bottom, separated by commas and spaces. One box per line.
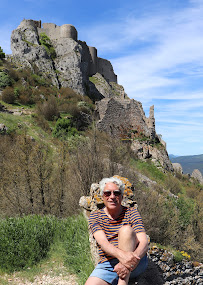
169, 154, 203, 175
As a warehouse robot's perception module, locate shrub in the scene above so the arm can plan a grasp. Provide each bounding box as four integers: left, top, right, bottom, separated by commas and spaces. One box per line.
39, 33, 56, 59
53, 117, 78, 139
2, 86, 15, 103
17, 87, 35, 105
0, 72, 12, 88
0, 215, 58, 272
8, 68, 19, 82
31, 73, 47, 86
37, 96, 59, 121
58, 87, 81, 100
176, 196, 195, 228
0, 46, 5, 59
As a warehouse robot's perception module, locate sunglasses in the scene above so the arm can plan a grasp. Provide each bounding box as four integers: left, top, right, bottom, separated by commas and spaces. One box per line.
103, 191, 121, 197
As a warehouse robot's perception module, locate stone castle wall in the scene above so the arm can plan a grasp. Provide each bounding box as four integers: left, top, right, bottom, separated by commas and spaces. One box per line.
18, 19, 117, 83
97, 58, 117, 82
37, 23, 78, 41
96, 98, 154, 139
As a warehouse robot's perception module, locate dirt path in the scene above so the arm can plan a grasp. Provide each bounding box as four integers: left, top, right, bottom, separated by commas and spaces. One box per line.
1, 265, 78, 285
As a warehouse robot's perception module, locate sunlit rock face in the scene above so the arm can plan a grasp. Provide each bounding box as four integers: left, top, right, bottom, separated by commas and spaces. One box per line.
10, 19, 118, 96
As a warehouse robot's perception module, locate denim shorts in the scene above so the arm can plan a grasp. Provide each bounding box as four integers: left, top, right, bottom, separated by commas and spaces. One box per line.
89, 255, 148, 284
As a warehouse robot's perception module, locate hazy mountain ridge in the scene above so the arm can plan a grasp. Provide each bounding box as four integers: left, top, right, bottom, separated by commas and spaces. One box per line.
169, 154, 203, 175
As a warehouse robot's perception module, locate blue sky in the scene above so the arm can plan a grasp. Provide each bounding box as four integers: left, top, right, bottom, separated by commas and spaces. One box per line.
0, 0, 202, 156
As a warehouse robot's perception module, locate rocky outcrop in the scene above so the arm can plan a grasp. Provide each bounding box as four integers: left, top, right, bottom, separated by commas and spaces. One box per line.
10, 21, 59, 87
131, 140, 173, 172
95, 98, 155, 139
9, 19, 118, 97
172, 163, 183, 174
89, 73, 127, 99
132, 245, 203, 285
9, 19, 173, 172
95, 97, 173, 171
191, 169, 203, 185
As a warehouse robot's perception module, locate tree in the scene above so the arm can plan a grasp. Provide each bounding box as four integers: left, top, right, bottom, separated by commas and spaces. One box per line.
0, 46, 5, 59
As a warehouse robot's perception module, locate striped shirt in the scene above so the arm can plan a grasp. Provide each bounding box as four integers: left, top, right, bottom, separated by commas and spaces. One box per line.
89, 206, 145, 263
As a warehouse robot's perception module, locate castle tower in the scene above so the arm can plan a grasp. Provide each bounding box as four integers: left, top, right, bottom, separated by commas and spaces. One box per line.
60, 24, 78, 41
88, 46, 97, 76
18, 19, 41, 30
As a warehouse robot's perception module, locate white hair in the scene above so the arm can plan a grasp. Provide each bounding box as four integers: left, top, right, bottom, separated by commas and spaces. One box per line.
99, 177, 125, 195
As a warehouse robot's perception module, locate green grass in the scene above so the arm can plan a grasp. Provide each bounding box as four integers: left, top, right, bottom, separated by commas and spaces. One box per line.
131, 158, 165, 182
0, 214, 94, 284
0, 215, 59, 272
64, 214, 94, 285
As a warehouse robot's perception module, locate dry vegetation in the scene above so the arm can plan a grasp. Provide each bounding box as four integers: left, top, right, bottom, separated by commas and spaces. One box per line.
0, 58, 202, 264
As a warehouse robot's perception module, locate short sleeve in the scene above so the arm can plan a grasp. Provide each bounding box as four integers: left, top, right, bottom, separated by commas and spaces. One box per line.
89, 210, 102, 234
129, 207, 145, 233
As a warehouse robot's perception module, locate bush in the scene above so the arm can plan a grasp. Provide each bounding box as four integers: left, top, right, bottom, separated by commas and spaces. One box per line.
39, 33, 56, 59
58, 87, 80, 100
0, 72, 12, 88
0, 215, 59, 272
31, 73, 47, 86
8, 68, 19, 82
0, 46, 5, 59
2, 86, 15, 103
53, 117, 78, 139
37, 96, 59, 121
18, 87, 35, 105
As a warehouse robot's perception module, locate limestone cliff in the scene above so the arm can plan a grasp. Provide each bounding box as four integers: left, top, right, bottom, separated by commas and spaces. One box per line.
95, 98, 173, 171
9, 19, 173, 171
10, 19, 117, 97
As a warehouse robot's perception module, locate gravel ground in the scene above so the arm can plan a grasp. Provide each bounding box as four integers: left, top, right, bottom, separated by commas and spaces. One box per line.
2, 265, 78, 285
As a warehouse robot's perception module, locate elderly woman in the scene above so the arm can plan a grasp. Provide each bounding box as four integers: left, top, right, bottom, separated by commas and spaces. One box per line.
85, 177, 148, 285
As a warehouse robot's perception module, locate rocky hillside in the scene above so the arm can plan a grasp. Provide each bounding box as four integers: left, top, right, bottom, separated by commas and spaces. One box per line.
6, 19, 173, 172
0, 19, 202, 284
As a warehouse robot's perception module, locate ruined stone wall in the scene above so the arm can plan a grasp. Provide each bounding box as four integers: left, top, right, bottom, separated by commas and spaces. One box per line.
16, 19, 117, 84
146, 105, 156, 139
37, 23, 78, 41
97, 58, 117, 83
18, 19, 41, 30
96, 98, 152, 138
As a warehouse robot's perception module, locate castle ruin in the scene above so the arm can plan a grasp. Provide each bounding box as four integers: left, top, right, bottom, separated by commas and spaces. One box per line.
17, 19, 117, 83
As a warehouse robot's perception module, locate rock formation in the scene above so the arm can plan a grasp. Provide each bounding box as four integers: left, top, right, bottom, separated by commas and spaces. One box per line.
9, 19, 173, 172
191, 169, 203, 185
172, 163, 183, 174
95, 98, 173, 171
10, 19, 117, 96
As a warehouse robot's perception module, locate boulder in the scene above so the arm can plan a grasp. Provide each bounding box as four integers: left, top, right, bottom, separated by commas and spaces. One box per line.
172, 163, 183, 174
191, 169, 203, 184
